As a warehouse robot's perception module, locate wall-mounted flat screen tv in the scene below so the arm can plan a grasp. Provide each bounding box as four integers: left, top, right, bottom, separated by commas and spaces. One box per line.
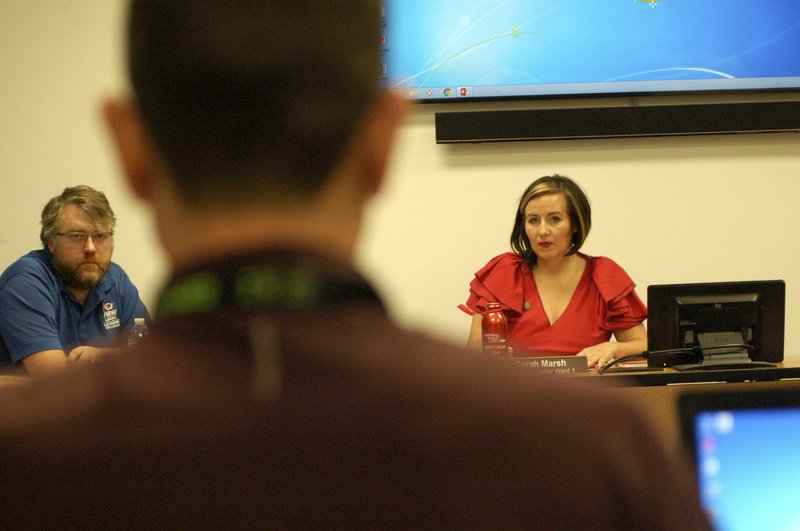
381, 1, 800, 103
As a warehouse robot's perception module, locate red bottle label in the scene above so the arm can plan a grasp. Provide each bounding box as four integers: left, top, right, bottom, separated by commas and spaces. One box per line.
482, 304, 509, 356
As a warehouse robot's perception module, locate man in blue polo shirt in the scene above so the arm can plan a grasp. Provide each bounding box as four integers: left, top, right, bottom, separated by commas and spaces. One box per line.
0, 185, 149, 376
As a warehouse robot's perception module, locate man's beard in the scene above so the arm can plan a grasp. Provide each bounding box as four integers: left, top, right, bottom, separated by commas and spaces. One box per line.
54, 259, 109, 291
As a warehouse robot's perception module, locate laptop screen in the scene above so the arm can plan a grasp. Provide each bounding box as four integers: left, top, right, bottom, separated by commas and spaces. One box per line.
679, 389, 800, 531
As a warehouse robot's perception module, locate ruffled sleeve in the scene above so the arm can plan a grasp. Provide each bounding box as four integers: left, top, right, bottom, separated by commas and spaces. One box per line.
590, 256, 647, 331
464, 253, 527, 317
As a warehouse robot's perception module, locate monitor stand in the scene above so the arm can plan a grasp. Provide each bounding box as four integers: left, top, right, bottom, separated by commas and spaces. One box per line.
672, 331, 776, 372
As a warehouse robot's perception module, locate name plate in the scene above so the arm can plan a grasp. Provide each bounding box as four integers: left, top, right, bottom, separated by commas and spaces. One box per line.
514, 355, 589, 374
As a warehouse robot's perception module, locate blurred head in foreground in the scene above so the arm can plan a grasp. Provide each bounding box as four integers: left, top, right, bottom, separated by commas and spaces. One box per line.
104, 0, 403, 269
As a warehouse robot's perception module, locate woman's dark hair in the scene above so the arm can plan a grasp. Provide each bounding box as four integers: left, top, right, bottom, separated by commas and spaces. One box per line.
510, 175, 592, 266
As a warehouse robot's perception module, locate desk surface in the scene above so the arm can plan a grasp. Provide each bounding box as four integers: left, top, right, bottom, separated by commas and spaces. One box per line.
0, 375, 29, 386
580, 359, 800, 387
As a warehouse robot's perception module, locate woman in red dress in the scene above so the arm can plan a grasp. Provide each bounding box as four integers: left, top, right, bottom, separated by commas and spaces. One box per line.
463, 175, 647, 368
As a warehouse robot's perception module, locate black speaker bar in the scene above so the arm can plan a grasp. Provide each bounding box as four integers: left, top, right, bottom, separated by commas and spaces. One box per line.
435, 101, 800, 143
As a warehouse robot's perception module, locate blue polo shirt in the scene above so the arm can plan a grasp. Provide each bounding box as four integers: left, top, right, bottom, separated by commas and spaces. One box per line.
0, 249, 149, 366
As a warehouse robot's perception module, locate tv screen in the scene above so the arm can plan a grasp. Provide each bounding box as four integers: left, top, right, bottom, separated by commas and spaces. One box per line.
381, 1, 800, 102
647, 280, 785, 370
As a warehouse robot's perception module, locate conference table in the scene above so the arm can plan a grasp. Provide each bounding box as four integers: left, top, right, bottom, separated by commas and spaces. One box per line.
4, 355, 799, 452
575, 357, 800, 452
582, 358, 800, 386
0, 375, 29, 386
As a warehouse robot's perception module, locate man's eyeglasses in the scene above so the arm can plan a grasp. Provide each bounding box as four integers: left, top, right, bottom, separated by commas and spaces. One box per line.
54, 231, 114, 246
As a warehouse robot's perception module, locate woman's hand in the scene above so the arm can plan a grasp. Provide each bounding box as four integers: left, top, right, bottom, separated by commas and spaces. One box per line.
577, 342, 619, 369
466, 314, 484, 351
579, 324, 648, 369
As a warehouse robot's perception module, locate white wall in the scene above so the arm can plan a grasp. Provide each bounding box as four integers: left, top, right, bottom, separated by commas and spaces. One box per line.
360, 112, 800, 357
0, 0, 167, 304
3, 2, 800, 355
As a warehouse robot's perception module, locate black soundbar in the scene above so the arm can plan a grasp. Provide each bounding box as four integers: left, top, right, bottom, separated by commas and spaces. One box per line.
435, 101, 800, 143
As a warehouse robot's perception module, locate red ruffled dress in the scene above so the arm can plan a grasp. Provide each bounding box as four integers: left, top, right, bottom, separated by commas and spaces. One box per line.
464, 253, 647, 357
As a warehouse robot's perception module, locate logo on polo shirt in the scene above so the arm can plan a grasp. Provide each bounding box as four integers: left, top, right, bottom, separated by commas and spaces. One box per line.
103, 301, 120, 330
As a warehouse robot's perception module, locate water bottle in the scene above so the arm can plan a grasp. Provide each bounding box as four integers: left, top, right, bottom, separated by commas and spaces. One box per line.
481, 302, 509, 356
127, 317, 149, 348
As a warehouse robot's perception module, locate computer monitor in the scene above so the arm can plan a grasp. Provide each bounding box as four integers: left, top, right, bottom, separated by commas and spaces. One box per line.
679, 388, 800, 530
647, 280, 785, 371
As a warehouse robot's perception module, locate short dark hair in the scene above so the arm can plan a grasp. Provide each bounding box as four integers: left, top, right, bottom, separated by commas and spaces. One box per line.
510, 175, 592, 266
128, 0, 382, 206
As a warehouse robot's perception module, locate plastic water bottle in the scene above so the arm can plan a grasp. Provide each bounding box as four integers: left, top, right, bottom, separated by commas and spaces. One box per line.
481, 302, 509, 356
127, 317, 149, 348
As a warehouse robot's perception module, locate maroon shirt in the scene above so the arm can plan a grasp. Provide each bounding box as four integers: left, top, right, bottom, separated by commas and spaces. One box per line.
0, 249, 709, 530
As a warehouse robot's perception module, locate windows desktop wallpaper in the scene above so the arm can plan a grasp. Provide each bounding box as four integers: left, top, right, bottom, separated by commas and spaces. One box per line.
695, 409, 800, 531
382, 1, 800, 99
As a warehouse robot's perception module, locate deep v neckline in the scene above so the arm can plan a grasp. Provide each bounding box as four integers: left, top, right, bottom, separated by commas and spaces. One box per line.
530, 259, 589, 327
